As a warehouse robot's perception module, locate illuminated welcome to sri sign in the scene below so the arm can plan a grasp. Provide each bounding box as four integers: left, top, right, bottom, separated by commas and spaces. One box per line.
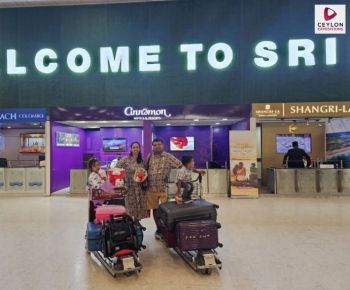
4, 38, 337, 75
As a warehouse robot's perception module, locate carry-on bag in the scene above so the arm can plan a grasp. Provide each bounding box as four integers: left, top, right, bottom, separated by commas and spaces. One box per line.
86, 222, 102, 252
95, 205, 127, 223
176, 220, 220, 251
159, 199, 218, 231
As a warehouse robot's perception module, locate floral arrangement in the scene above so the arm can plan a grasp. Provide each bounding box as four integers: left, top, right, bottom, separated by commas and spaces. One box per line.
134, 168, 148, 183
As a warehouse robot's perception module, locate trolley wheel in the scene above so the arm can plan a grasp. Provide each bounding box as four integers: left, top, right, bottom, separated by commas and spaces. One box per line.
201, 268, 212, 275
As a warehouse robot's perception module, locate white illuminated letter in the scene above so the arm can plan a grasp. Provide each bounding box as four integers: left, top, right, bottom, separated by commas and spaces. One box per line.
180, 44, 204, 71
325, 38, 337, 65
67, 48, 91, 73
207, 43, 233, 70
254, 41, 278, 68
139, 45, 161, 72
100, 47, 129, 73
7, 49, 27, 75
34, 49, 58, 74
288, 39, 315, 67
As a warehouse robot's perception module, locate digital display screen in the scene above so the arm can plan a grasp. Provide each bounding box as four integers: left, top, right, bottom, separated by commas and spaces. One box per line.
170, 137, 195, 151
56, 132, 80, 147
103, 138, 127, 152
276, 134, 311, 153
20, 133, 45, 153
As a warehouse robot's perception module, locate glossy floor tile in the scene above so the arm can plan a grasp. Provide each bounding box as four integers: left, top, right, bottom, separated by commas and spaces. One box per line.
1, 195, 350, 290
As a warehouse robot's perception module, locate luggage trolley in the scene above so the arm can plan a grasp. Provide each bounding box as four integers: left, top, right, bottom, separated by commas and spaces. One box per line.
165, 169, 203, 201
162, 171, 223, 275
86, 187, 146, 277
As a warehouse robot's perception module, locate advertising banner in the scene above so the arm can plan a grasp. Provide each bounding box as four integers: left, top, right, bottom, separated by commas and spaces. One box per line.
229, 131, 259, 198
326, 118, 350, 168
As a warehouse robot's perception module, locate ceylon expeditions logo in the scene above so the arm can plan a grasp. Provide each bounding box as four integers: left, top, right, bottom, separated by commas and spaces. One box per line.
315, 5, 346, 34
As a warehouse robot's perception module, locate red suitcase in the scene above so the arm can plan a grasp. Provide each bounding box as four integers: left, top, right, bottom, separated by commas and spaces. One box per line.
176, 220, 220, 251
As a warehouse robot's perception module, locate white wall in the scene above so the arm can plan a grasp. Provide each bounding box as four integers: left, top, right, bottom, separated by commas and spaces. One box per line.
0, 129, 45, 163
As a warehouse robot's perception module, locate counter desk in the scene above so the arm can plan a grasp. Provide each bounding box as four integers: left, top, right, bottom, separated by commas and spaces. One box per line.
268, 168, 350, 195
0, 167, 46, 194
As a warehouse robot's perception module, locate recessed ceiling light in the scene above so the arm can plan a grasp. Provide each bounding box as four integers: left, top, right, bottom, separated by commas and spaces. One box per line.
215, 122, 221, 125
33, 123, 39, 126
194, 119, 199, 122
7, 126, 11, 129
222, 118, 228, 121
166, 123, 171, 126
121, 120, 129, 123
100, 121, 108, 123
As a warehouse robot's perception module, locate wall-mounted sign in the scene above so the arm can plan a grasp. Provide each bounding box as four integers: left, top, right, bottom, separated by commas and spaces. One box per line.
0, 1, 348, 108
0, 109, 47, 123
50, 104, 251, 121
253, 102, 350, 118
124, 106, 172, 120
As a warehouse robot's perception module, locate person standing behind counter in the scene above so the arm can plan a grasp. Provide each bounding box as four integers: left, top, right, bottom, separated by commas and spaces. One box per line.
283, 141, 311, 168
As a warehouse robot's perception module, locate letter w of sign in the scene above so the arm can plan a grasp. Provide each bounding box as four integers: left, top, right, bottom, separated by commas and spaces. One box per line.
324, 7, 337, 21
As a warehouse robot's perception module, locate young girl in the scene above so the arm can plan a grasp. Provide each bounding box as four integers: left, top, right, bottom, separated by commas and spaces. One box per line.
88, 158, 106, 191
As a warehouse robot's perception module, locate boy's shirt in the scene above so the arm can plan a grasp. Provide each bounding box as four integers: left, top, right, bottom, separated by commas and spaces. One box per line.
176, 167, 192, 183
88, 172, 104, 190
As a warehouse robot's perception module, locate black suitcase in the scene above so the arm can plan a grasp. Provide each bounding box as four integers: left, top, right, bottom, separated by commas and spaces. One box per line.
159, 199, 218, 231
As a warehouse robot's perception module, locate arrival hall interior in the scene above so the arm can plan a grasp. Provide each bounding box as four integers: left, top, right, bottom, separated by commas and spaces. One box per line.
0, 1, 350, 290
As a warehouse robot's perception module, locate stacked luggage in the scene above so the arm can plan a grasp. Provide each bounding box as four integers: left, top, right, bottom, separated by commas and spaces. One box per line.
158, 199, 223, 274
86, 190, 146, 277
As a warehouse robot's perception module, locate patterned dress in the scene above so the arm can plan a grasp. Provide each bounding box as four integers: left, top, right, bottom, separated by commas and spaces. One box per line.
117, 156, 148, 220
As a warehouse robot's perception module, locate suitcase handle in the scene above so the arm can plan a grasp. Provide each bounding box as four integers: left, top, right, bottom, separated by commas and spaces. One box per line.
218, 243, 223, 248
216, 223, 221, 229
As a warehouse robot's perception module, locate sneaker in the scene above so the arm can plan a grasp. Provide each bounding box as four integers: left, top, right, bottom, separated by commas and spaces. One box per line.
154, 231, 162, 240
183, 199, 193, 204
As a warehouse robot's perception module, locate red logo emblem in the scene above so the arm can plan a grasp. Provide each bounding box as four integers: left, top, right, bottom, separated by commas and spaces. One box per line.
324, 7, 337, 21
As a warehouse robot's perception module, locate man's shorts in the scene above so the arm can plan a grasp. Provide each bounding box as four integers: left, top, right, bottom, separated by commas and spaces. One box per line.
147, 191, 167, 210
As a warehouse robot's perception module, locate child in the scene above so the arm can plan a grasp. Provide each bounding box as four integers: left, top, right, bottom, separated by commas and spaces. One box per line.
88, 158, 107, 190
175, 156, 205, 204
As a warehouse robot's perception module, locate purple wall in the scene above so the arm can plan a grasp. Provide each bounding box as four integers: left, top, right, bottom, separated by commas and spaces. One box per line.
212, 126, 230, 163
231, 119, 250, 130
85, 127, 143, 163
154, 126, 211, 168
51, 122, 86, 192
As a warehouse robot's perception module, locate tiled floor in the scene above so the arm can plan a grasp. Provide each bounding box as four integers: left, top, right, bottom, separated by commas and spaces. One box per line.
1, 195, 350, 290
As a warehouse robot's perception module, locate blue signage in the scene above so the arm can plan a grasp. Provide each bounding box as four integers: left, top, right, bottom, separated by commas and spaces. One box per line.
0, 108, 47, 123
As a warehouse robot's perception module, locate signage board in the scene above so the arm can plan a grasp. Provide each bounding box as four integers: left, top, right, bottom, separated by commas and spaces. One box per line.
0, 1, 348, 108
50, 104, 251, 121
0, 108, 47, 123
253, 102, 350, 118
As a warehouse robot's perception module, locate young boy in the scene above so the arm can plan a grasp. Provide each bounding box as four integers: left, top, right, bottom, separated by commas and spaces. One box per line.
175, 156, 205, 204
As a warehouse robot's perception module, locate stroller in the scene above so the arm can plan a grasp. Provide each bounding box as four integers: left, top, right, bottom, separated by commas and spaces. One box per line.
159, 170, 223, 275
85, 181, 146, 277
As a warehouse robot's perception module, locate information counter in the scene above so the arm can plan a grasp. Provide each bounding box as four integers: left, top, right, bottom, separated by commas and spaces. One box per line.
0, 167, 45, 194
268, 168, 350, 195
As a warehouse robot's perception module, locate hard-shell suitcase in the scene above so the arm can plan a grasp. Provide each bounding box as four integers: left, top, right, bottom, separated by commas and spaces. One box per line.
176, 220, 220, 251
159, 218, 177, 248
159, 199, 218, 231
86, 222, 102, 252
95, 205, 127, 223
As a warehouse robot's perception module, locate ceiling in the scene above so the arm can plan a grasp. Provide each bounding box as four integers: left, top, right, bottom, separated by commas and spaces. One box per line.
0, 0, 170, 8
0, 123, 45, 129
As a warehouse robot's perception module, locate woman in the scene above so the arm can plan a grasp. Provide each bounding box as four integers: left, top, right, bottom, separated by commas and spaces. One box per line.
117, 142, 148, 220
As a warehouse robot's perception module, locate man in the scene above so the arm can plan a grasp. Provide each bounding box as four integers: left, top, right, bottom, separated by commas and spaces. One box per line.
283, 141, 311, 168
146, 138, 182, 239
